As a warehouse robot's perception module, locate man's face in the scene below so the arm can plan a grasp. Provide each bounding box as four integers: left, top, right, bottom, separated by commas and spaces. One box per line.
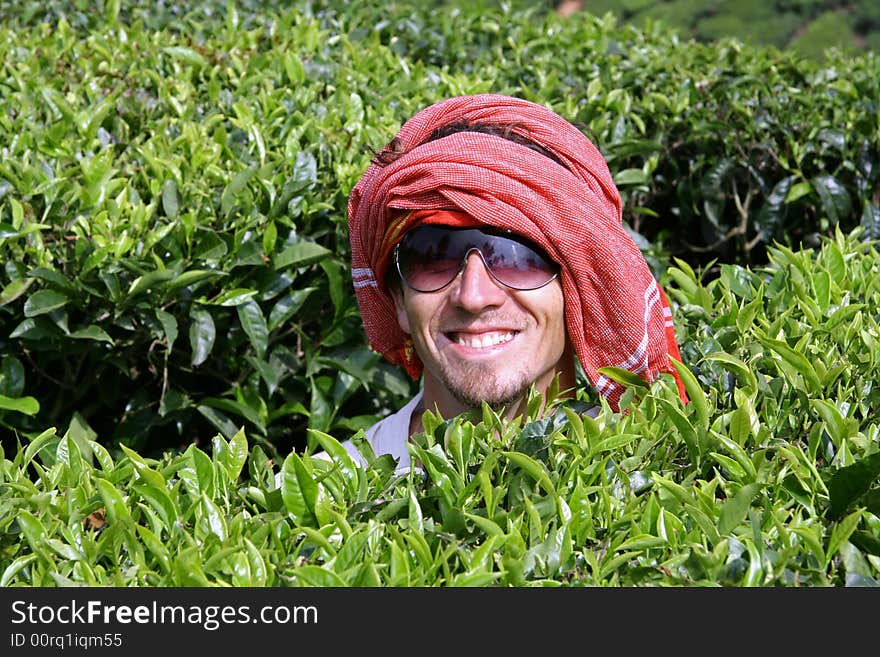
390, 245, 573, 414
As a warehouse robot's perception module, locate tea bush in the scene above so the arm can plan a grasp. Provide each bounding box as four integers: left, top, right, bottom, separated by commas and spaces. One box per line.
1, 0, 878, 461
2, 228, 878, 586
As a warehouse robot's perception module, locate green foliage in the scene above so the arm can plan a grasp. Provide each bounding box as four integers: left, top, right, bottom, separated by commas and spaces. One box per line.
0, 0, 878, 459
581, 0, 878, 57
789, 11, 860, 59
2, 229, 878, 586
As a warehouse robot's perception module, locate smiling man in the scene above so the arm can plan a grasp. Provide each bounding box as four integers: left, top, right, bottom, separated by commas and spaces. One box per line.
343, 94, 687, 468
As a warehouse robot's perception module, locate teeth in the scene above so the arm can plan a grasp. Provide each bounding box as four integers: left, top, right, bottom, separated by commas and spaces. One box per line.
454, 331, 515, 349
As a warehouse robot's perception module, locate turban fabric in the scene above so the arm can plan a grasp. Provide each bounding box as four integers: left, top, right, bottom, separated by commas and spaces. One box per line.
348, 93, 686, 411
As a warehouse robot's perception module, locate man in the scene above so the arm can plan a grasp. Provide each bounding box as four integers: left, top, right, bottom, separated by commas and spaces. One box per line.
342, 93, 686, 469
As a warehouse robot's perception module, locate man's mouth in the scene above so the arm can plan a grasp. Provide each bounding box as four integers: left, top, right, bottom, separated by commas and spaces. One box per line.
448, 330, 518, 349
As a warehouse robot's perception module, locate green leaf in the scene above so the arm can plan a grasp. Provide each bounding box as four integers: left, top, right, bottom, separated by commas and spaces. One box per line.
0, 394, 39, 415
156, 309, 178, 350
656, 397, 700, 462
669, 356, 709, 430
501, 451, 556, 496
0, 277, 34, 306
15, 511, 51, 563
281, 452, 318, 526
756, 333, 822, 392
163, 46, 208, 67
95, 477, 132, 526
225, 427, 249, 482
211, 288, 258, 306
718, 483, 762, 535
307, 428, 359, 494
165, 269, 225, 293
178, 445, 215, 498
825, 509, 863, 569
22, 428, 59, 468
189, 306, 216, 367
68, 325, 115, 344
274, 241, 332, 270
1, 555, 38, 586
810, 399, 850, 448
23, 289, 69, 317
237, 298, 268, 359
221, 166, 257, 216
810, 173, 852, 224
200, 398, 265, 434
703, 351, 758, 392
596, 366, 650, 391
131, 483, 178, 528
136, 525, 171, 573
161, 179, 180, 219
613, 168, 648, 186
294, 565, 347, 587
127, 269, 176, 297
828, 452, 880, 520
268, 287, 317, 330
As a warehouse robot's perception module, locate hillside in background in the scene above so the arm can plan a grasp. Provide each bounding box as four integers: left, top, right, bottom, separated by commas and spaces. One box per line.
554, 0, 880, 57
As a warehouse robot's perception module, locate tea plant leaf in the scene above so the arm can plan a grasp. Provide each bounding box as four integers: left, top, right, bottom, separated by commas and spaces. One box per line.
189, 306, 216, 367
1, 555, 38, 587
0, 277, 34, 306
0, 394, 39, 416
656, 397, 700, 462
828, 451, 880, 520
221, 166, 257, 216
501, 451, 556, 497
131, 483, 178, 529
165, 270, 225, 293
756, 332, 822, 392
825, 509, 863, 570
810, 399, 851, 448
23, 289, 69, 317
15, 510, 51, 564
161, 179, 180, 219
267, 287, 317, 330
127, 269, 175, 297
274, 241, 332, 270
237, 298, 268, 359
69, 325, 114, 344
95, 477, 132, 527
22, 428, 59, 468
294, 565, 347, 587
155, 309, 178, 350
718, 483, 762, 535
211, 288, 259, 307
811, 173, 852, 225
669, 356, 709, 429
135, 525, 171, 574
703, 351, 758, 392
225, 427, 249, 482
178, 445, 215, 498
307, 428, 359, 495
596, 366, 651, 391
281, 452, 318, 527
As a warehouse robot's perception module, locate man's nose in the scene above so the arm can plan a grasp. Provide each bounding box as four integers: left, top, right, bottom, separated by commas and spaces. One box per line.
449, 252, 507, 312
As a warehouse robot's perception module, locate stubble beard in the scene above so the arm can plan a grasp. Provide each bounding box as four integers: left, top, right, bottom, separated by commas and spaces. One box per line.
439, 359, 533, 411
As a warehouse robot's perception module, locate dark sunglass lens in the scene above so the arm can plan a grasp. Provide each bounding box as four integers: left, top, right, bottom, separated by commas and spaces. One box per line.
397, 228, 464, 291
397, 226, 557, 292
481, 235, 557, 289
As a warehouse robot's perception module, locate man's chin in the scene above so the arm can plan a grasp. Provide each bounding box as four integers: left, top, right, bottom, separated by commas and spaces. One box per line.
445, 377, 530, 411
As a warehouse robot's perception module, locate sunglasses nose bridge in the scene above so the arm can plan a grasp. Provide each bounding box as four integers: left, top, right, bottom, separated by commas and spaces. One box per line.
456, 247, 506, 288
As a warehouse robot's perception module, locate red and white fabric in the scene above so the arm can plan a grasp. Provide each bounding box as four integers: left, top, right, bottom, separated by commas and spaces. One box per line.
348, 93, 686, 410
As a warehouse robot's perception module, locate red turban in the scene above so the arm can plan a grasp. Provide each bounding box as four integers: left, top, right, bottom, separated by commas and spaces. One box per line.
348, 94, 686, 410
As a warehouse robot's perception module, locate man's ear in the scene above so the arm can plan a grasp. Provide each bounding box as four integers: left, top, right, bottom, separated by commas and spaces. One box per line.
388, 284, 411, 334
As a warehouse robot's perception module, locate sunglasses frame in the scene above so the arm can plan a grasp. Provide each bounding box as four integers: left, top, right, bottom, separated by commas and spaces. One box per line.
392, 225, 560, 293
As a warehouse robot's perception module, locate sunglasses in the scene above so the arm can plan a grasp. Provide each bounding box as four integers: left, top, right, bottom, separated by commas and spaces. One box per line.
393, 225, 559, 293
